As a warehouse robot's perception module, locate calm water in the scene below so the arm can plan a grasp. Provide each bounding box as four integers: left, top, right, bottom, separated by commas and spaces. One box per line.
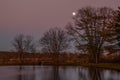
0, 66, 120, 80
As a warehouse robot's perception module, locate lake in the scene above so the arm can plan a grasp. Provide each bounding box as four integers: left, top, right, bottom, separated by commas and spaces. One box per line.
0, 66, 120, 80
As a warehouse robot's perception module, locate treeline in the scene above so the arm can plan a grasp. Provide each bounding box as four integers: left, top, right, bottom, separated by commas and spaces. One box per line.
11, 6, 120, 64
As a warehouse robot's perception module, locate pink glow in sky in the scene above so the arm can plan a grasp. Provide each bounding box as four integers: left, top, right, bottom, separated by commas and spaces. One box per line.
0, 0, 119, 51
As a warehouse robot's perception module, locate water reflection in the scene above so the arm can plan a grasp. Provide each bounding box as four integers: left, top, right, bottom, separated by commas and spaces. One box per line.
17, 66, 35, 80
78, 67, 87, 80
52, 66, 59, 80
0, 66, 120, 80
88, 67, 101, 80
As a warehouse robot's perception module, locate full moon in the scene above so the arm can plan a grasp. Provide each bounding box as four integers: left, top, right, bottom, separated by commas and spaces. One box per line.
72, 12, 76, 16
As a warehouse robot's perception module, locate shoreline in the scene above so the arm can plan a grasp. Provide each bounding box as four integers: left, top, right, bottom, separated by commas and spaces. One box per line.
79, 63, 120, 71
0, 63, 120, 71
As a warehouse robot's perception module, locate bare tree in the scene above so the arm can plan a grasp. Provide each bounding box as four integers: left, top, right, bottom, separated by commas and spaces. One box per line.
115, 7, 120, 47
39, 27, 69, 64
24, 35, 36, 53
66, 7, 113, 63
102, 7, 120, 55
40, 27, 69, 53
12, 34, 36, 64
12, 34, 36, 53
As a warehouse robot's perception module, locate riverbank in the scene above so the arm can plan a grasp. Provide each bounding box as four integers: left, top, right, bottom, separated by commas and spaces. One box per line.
0, 51, 120, 70
80, 63, 120, 71
43, 63, 120, 71
0, 62, 120, 71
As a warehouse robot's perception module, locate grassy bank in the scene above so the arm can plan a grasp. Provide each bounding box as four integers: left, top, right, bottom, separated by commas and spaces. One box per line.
1, 62, 120, 71
80, 63, 120, 70
0, 52, 120, 70
44, 63, 120, 71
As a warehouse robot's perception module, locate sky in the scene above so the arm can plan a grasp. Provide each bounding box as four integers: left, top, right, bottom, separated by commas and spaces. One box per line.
0, 0, 119, 51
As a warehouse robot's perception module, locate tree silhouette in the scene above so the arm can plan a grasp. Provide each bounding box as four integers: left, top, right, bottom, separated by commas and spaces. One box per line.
66, 7, 113, 63
115, 7, 120, 47
12, 34, 36, 64
12, 34, 36, 53
40, 27, 69, 53
103, 7, 120, 55
40, 27, 69, 64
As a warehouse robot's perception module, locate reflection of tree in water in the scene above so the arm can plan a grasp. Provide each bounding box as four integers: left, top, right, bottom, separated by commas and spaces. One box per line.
78, 67, 87, 80
17, 66, 22, 80
78, 67, 120, 80
104, 70, 120, 80
39, 66, 60, 80
52, 66, 59, 80
17, 66, 35, 80
88, 67, 101, 80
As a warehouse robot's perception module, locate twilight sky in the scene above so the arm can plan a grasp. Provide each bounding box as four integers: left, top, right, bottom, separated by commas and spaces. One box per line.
0, 0, 119, 51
